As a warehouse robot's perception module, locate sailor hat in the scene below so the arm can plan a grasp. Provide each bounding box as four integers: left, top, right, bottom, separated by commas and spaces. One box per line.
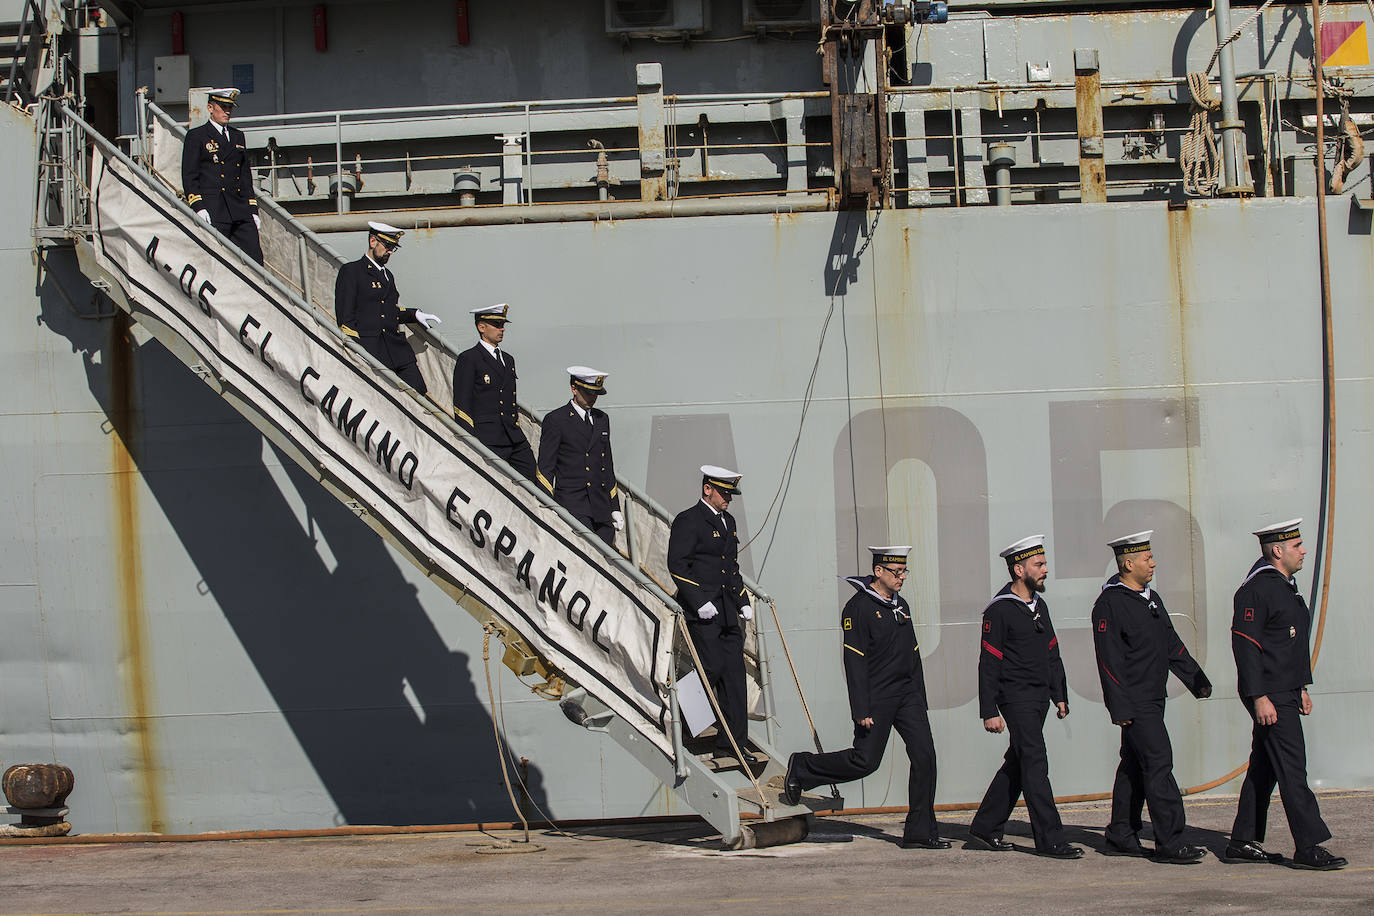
1108, 530, 1153, 555
568, 366, 608, 394
869, 546, 912, 565
471, 303, 511, 324
1253, 518, 1302, 544
999, 535, 1046, 563
207, 88, 241, 109
701, 465, 742, 495
366, 221, 404, 248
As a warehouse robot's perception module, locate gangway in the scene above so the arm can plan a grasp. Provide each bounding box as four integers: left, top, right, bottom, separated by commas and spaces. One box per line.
31, 88, 839, 848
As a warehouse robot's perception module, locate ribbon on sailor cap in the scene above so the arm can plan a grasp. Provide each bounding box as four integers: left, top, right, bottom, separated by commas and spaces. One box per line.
207, 88, 240, 108
366, 221, 404, 247
470, 303, 511, 323
1107, 530, 1153, 555
1253, 518, 1302, 544
568, 366, 608, 394
999, 534, 1046, 563
701, 465, 742, 494
869, 546, 912, 565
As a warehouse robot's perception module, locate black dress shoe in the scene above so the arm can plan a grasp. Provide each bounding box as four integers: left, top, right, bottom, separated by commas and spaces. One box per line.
1291, 846, 1347, 871
1037, 843, 1085, 860
1153, 844, 1207, 864
901, 837, 953, 850
966, 830, 1014, 852
1222, 841, 1283, 864
1103, 837, 1151, 857
781, 752, 804, 807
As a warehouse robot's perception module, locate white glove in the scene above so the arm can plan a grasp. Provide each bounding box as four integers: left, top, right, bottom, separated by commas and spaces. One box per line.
196, 210, 211, 224
414, 311, 442, 329
696, 601, 718, 621
611, 510, 625, 531
740, 604, 753, 622
252, 214, 261, 229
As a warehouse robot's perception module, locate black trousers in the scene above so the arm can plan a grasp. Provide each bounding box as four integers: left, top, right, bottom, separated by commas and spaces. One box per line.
487, 439, 538, 483
571, 514, 616, 547
1105, 701, 1187, 849
686, 604, 747, 755
971, 701, 1066, 850
212, 217, 263, 265
357, 336, 428, 396
792, 691, 938, 843
1230, 689, 1331, 850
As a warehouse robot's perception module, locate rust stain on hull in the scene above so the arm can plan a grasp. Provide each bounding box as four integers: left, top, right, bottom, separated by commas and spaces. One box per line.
109, 312, 165, 835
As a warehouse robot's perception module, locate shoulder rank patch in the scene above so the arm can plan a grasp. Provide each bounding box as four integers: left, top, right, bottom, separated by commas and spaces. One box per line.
1098, 619, 1107, 632
1244, 608, 1254, 621
983, 619, 991, 633
843, 617, 852, 630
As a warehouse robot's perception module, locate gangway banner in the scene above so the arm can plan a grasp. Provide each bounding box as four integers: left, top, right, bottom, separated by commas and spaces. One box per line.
89, 149, 675, 754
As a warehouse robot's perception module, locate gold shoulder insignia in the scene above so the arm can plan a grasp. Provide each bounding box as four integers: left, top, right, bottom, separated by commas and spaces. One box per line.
843, 618, 852, 630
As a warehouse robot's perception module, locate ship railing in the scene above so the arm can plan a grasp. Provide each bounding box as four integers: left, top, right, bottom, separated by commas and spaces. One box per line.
883, 71, 1307, 205
147, 88, 830, 212
116, 93, 821, 766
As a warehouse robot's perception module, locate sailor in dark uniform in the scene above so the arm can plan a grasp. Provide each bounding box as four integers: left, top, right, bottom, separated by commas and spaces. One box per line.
968, 535, 1082, 859
782, 546, 946, 850
333, 222, 441, 395
451, 304, 537, 482
1226, 519, 1346, 870
667, 466, 754, 763
536, 367, 624, 547
1092, 531, 1212, 863
181, 88, 264, 264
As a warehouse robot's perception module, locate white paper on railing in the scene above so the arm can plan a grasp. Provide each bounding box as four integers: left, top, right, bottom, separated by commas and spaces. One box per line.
89, 148, 675, 754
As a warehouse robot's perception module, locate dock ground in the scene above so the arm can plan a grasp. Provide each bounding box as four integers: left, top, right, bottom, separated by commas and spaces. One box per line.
2, 789, 1371, 914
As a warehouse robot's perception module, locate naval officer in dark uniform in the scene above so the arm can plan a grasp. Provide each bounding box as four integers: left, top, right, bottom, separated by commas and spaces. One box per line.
333, 222, 441, 395
451, 304, 537, 482
668, 466, 754, 763
536, 367, 624, 547
969, 535, 1082, 859
1092, 531, 1212, 864
1226, 519, 1345, 870
181, 88, 264, 264
782, 546, 946, 849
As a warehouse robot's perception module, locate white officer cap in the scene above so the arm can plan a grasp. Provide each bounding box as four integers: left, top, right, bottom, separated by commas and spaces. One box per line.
470, 303, 510, 324
999, 535, 1046, 562
700, 465, 742, 495
1107, 530, 1153, 556
207, 88, 240, 108
366, 222, 404, 248
1253, 518, 1302, 544
567, 366, 608, 394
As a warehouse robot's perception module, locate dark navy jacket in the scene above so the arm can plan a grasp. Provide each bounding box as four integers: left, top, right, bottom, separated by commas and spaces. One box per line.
333, 256, 419, 371
452, 343, 527, 449
978, 584, 1068, 720
181, 121, 257, 223
667, 500, 746, 623
839, 575, 927, 720
536, 402, 620, 523
1231, 559, 1314, 700
1092, 576, 1210, 722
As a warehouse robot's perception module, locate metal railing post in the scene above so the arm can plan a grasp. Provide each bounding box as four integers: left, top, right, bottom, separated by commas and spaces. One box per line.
334, 113, 344, 215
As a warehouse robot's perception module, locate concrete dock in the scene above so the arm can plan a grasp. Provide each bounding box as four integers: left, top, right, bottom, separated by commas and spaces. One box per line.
2, 790, 1371, 914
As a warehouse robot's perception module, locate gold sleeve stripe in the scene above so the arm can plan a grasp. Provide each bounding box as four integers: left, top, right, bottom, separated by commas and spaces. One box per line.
248, 199, 257, 205
610, 485, 618, 498
671, 573, 701, 587
536, 471, 553, 492
454, 407, 473, 425
339, 325, 359, 338
187, 194, 202, 204
844, 644, 865, 656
